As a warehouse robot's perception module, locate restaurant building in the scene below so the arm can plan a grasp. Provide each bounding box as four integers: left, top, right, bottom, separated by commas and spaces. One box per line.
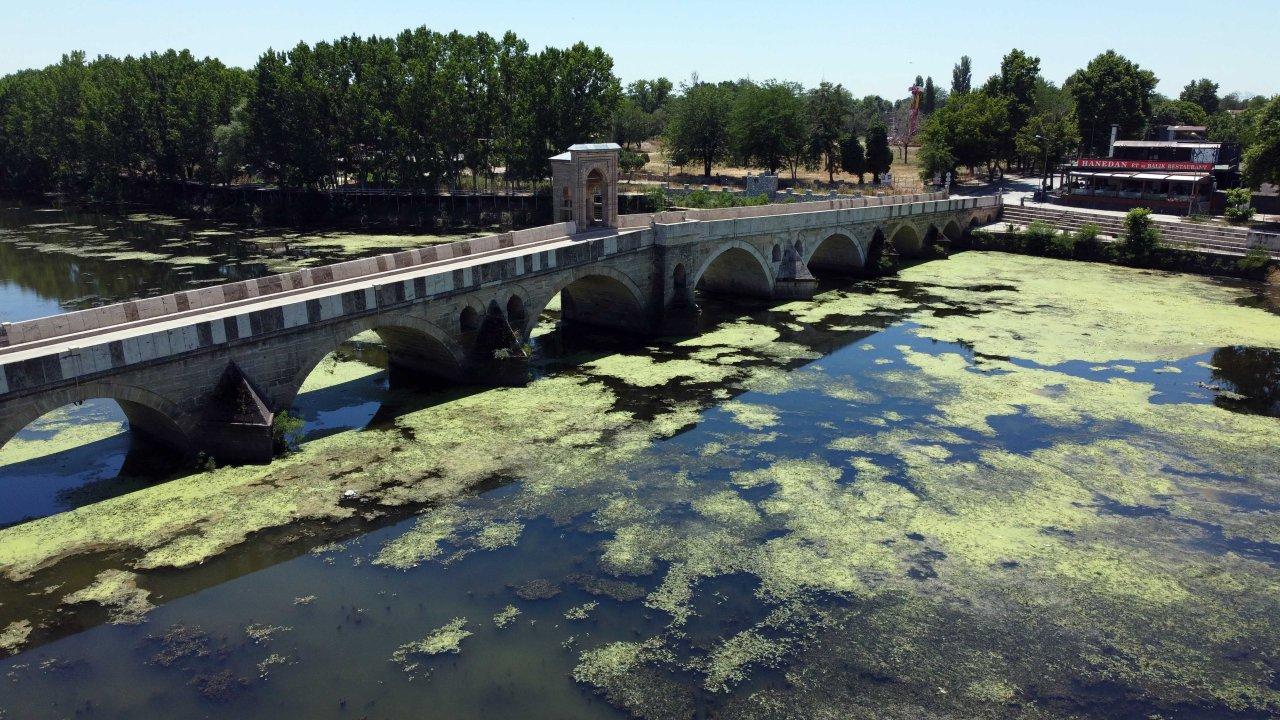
1056, 126, 1242, 214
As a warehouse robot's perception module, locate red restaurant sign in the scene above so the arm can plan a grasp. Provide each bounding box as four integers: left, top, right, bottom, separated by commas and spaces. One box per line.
1076, 157, 1212, 172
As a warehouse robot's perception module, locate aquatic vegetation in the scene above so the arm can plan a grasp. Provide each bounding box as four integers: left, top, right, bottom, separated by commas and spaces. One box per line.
701, 629, 789, 692
0, 620, 31, 655
564, 601, 598, 621
392, 618, 471, 664
60, 570, 154, 625
492, 605, 520, 628
721, 401, 780, 430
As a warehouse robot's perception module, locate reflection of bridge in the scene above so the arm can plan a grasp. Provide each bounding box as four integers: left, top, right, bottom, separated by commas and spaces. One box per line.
0, 145, 1001, 463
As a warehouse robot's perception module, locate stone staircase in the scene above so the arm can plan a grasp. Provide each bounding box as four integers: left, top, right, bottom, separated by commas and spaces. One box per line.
997, 205, 1273, 258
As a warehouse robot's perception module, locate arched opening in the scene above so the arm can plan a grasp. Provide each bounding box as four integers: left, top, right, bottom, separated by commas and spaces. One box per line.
528, 271, 648, 357
291, 324, 465, 444
865, 228, 888, 271
0, 397, 190, 526
560, 186, 573, 222
807, 233, 865, 277
586, 169, 605, 226
771, 244, 781, 262
459, 306, 480, 334
793, 239, 804, 255
889, 224, 923, 256
506, 295, 528, 338
943, 219, 963, 240
696, 245, 773, 299
672, 263, 687, 292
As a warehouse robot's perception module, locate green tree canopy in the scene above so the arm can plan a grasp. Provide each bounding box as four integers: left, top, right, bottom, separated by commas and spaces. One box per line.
864, 124, 893, 182
1243, 96, 1280, 189
1149, 99, 1210, 129
806, 81, 853, 182
729, 80, 809, 178
839, 134, 866, 183
664, 80, 732, 177
1066, 50, 1158, 156
1179, 78, 1220, 115
952, 56, 972, 96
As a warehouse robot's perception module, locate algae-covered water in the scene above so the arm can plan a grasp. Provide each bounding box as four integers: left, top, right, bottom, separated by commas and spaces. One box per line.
2, 204, 1280, 719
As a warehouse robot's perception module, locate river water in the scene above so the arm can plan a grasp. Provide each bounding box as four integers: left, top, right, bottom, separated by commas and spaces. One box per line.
1, 199, 1279, 719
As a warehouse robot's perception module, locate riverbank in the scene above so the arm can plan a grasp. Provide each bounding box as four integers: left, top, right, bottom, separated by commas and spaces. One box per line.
957, 225, 1279, 283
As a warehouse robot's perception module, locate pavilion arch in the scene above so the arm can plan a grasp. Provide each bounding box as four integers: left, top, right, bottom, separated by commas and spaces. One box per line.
585, 169, 606, 226
528, 264, 649, 335
806, 232, 866, 277
286, 314, 465, 408
0, 381, 194, 460
888, 223, 923, 256
693, 241, 774, 299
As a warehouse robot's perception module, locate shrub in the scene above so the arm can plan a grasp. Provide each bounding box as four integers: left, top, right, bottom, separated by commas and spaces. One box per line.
1071, 223, 1106, 259
1122, 207, 1161, 256
644, 186, 670, 211
1049, 231, 1076, 258
1224, 187, 1256, 224
272, 410, 306, 455
1237, 247, 1272, 273
1023, 220, 1058, 253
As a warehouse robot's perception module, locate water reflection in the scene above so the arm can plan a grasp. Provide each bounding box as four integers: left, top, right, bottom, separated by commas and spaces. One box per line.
1210, 345, 1280, 417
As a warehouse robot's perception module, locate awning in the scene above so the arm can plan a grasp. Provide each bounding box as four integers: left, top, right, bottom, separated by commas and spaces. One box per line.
1132, 172, 1171, 180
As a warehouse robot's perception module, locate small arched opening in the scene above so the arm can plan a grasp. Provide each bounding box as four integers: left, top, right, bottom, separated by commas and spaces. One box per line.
943, 219, 963, 241
529, 271, 648, 355
889, 224, 923, 257
586, 169, 606, 226
807, 232, 865, 277
0, 396, 191, 526
695, 245, 773, 299
793, 239, 804, 255
771, 244, 781, 262
459, 306, 480, 334
291, 323, 465, 444
506, 295, 528, 338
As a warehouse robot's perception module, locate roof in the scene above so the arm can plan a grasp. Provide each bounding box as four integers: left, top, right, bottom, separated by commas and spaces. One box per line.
1112, 140, 1220, 149
1167, 125, 1207, 131
1069, 170, 1210, 182
549, 151, 572, 161
567, 142, 622, 152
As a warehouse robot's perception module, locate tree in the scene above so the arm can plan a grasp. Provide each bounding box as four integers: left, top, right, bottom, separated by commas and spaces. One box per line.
806, 81, 852, 182
839, 134, 866, 183
917, 91, 1009, 179
864, 124, 893, 182
1243, 95, 1280, 189
1066, 50, 1158, 156
729, 80, 809, 178
1179, 78, 1220, 115
951, 56, 972, 96
923, 76, 937, 114
1014, 80, 1079, 178
627, 78, 673, 113
665, 80, 731, 177
612, 97, 654, 149
987, 49, 1041, 165
1149, 99, 1209, 129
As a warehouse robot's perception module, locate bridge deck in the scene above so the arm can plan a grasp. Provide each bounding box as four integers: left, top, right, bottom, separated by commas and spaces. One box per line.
0, 226, 624, 365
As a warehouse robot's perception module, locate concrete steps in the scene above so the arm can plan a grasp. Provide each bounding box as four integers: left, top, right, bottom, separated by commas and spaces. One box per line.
997, 206, 1273, 258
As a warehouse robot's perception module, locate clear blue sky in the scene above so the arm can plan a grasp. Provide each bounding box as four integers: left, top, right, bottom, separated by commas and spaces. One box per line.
2, 1, 1276, 100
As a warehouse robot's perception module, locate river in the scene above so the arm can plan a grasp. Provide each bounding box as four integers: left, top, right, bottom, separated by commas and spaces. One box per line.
1, 199, 1279, 719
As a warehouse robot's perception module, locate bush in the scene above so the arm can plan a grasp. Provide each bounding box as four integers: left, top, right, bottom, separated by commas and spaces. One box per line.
1071, 223, 1107, 259
1122, 207, 1161, 256
1049, 231, 1077, 258
644, 186, 670, 211
1237, 247, 1272, 273
1023, 220, 1058, 253
1224, 187, 1256, 224
272, 410, 306, 455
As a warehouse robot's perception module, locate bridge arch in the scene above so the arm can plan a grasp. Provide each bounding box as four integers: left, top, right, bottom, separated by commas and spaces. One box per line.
806, 232, 866, 276
943, 218, 963, 239
0, 381, 194, 461
527, 264, 649, 335
887, 223, 923, 256
694, 241, 774, 298
285, 313, 465, 409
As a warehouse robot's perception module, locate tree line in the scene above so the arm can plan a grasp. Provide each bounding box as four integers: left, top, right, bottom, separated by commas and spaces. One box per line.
916, 49, 1280, 189
0, 29, 619, 194
2, 32, 1277, 196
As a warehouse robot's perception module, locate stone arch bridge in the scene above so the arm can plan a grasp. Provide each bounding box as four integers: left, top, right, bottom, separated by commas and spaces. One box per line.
0, 192, 1000, 463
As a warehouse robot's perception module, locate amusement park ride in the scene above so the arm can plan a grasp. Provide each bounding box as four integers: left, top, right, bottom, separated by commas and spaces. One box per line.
888, 84, 923, 159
